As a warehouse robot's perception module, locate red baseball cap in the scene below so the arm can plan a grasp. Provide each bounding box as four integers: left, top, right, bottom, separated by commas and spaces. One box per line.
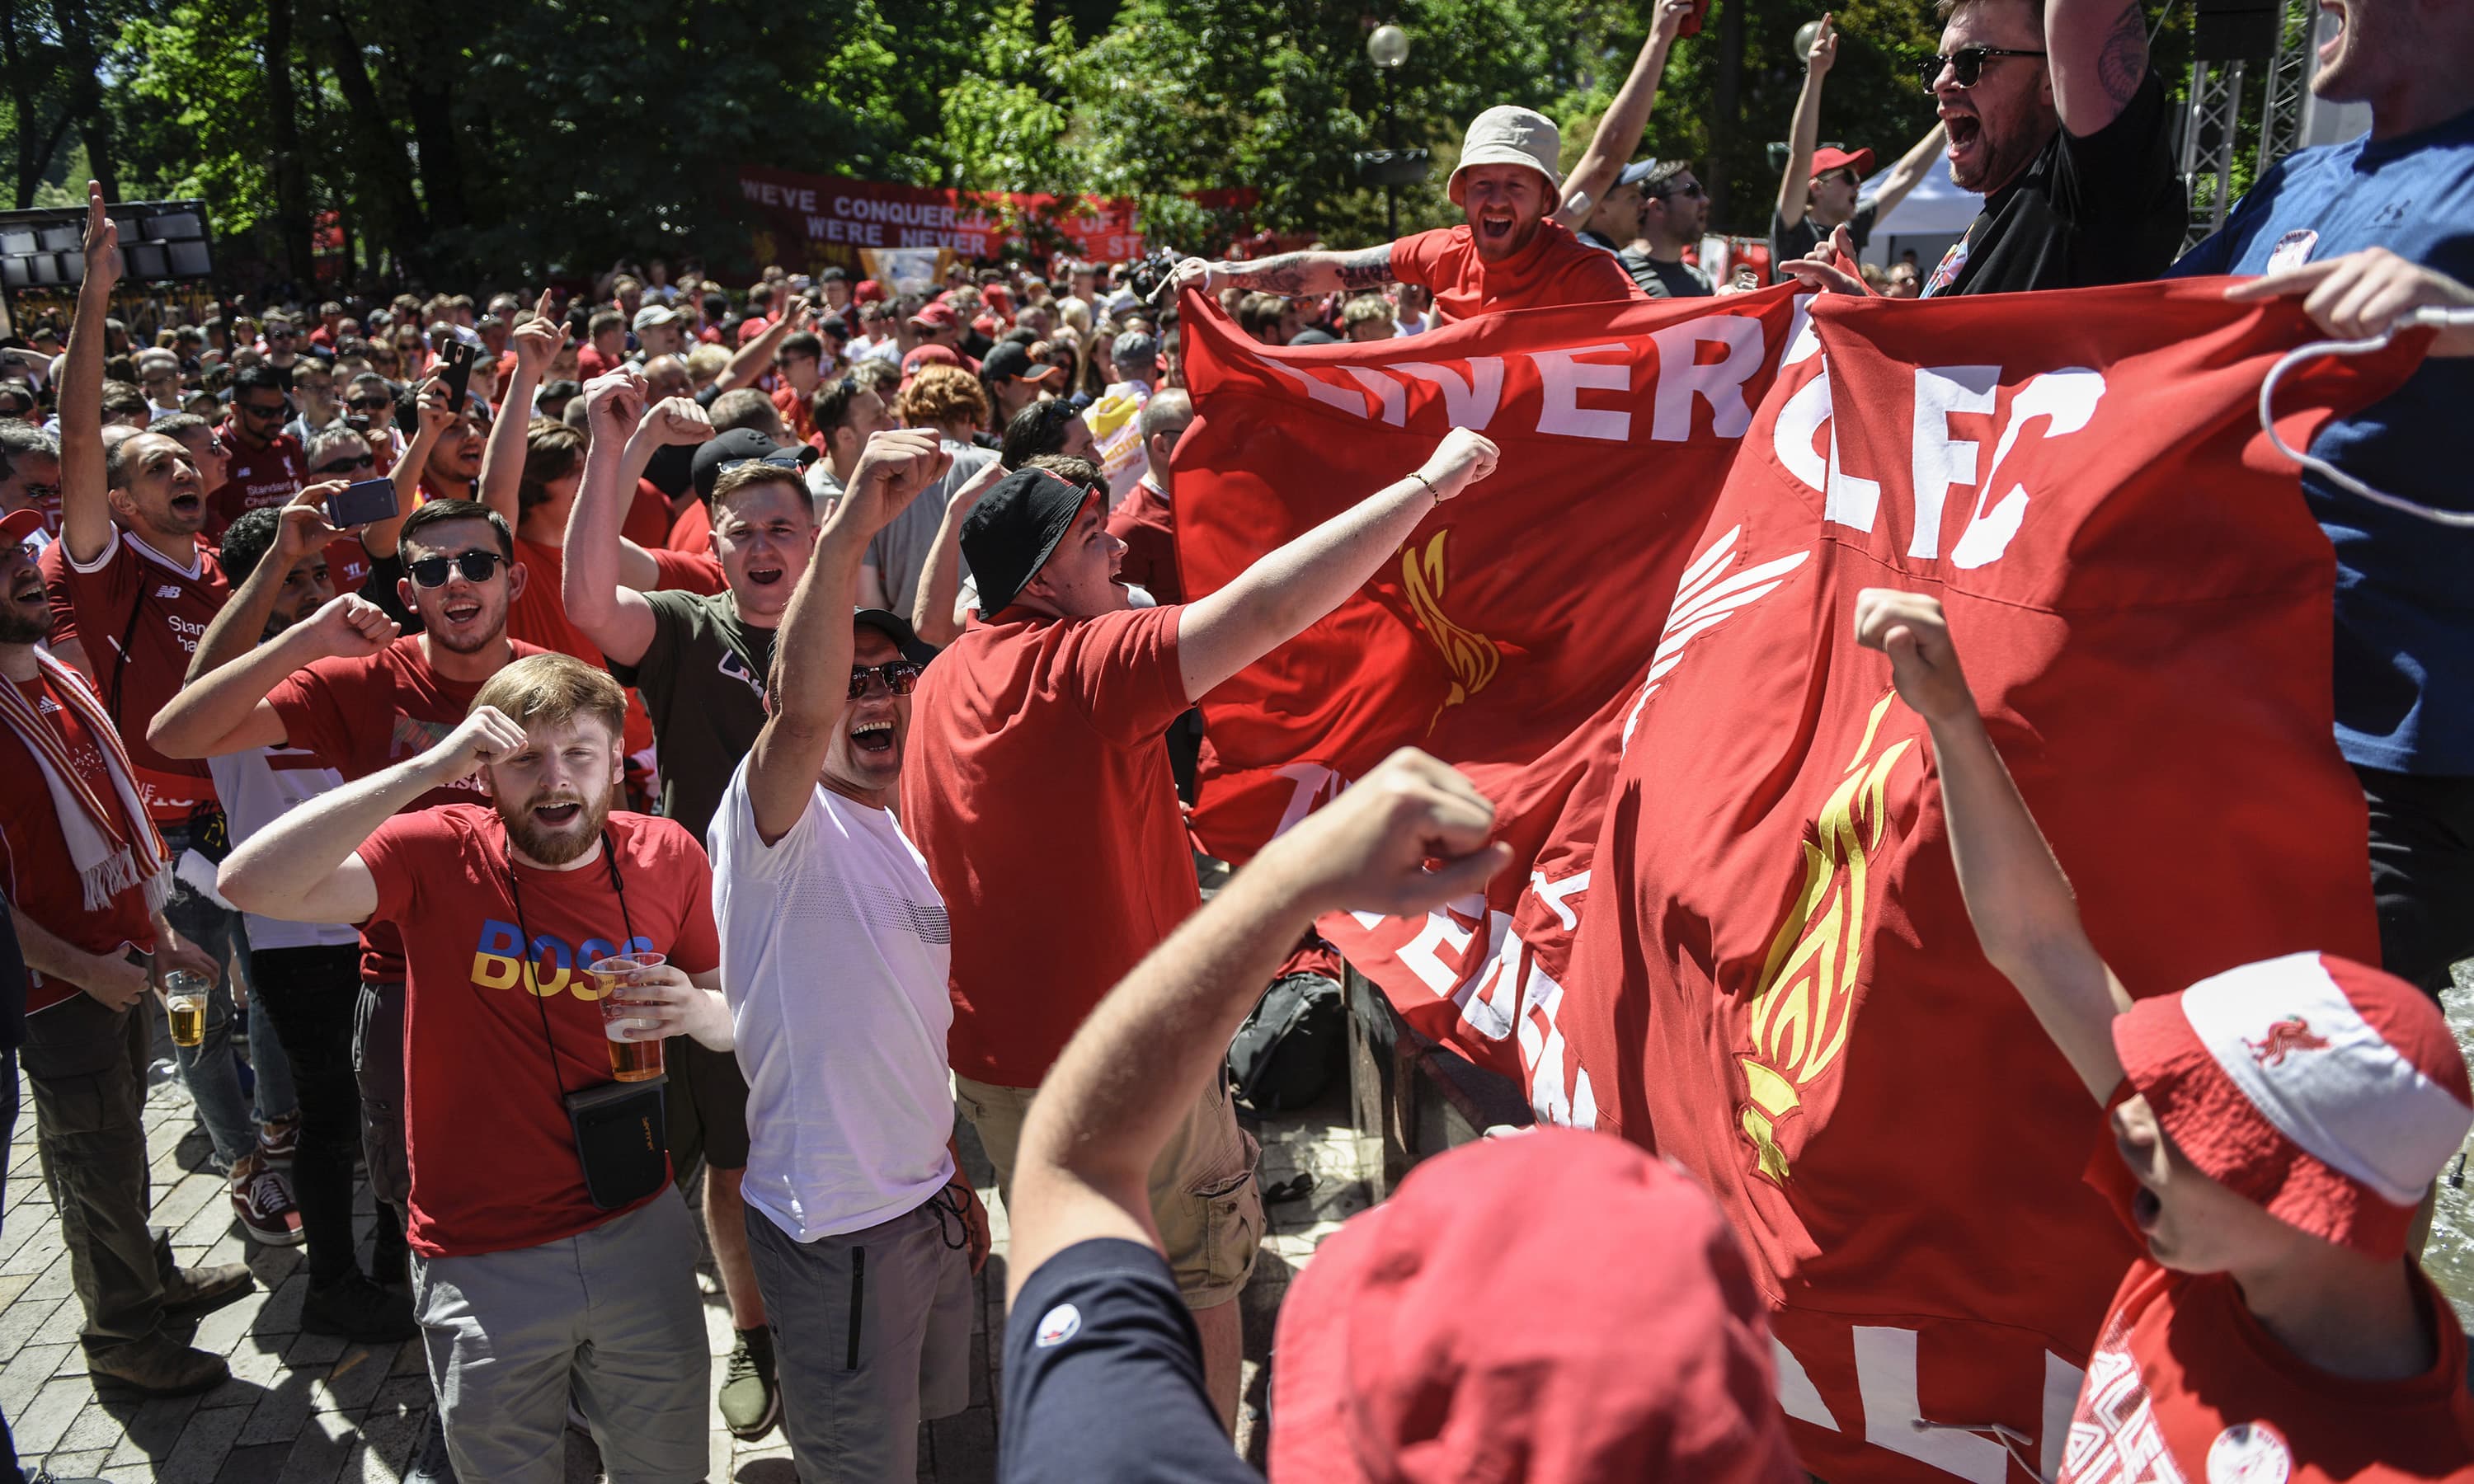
901, 344, 964, 376
1269, 1129, 1801, 1484
736, 316, 774, 345
2114, 951, 2473, 1261
910, 302, 960, 331
1809, 145, 1875, 181
0, 506, 45, 548
854, 279, 886, 303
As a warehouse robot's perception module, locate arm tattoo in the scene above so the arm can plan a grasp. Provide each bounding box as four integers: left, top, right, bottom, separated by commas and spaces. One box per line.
1336, 245, 1395, 289
2095, 1, 2148, 109
1232, 253, 1315, 294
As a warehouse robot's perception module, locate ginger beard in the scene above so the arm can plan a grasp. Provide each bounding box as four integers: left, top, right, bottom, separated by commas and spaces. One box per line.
487, 714, 623, 866
1, 547, 49, 646
1456, 164, 1551, 262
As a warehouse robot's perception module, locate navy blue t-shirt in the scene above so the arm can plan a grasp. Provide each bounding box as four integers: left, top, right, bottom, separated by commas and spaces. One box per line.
2171, 106, 2474, 775
999, 1238, 1259, 1483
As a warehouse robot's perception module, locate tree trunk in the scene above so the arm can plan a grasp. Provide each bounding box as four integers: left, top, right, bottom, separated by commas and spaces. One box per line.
265, 0, 315, 285
53, 0, 117, 199
1711, 0, 1744, 228
317, 0, 429, 275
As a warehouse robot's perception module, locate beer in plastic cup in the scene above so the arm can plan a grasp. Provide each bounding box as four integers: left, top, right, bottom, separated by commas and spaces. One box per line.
587, 951, 667, 1082
164, 970, 209, 1050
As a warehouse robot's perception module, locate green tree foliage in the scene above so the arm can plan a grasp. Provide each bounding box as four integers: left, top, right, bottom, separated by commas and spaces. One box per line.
0, 0, 2218, 286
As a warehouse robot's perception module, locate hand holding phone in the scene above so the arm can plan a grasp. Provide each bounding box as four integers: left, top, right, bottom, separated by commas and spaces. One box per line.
439, 340, 479, 413
325, 477, 400, 529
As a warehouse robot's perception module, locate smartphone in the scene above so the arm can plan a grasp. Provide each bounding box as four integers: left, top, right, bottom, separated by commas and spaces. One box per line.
1677, 0, 1710, 36
326, 477, 400, 529
438, 339, 479, 412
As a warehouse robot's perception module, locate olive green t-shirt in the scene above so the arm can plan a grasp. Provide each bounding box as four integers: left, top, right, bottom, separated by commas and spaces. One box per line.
609, 589, 775, 843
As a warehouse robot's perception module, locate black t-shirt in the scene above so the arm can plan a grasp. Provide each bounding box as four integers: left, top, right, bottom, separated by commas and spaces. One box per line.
1771, 198, 1879, 282
605, 589, 774, 841
1578, 228, 1673, 299
1926, 71, 2183, 296
1632, 252, 1713, 298
999, 1238, 1259, 1484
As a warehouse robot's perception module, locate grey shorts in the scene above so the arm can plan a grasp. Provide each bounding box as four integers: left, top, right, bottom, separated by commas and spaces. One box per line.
743, 1191, 975, 1483
412, 1193, 709, 1484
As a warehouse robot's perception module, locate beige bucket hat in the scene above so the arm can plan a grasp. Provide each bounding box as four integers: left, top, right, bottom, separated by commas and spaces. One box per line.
1446, 106, 1564, 204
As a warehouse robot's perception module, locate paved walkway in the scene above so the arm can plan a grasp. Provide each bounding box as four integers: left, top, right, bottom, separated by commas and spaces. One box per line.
1, 1028, 1371, 1483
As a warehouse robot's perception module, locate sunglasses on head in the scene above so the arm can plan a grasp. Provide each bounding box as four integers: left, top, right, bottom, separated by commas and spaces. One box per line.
848, 660, 924, 699
1920, 45, 2047, 90
315, 453, 377, 473
407, 550, 509, 587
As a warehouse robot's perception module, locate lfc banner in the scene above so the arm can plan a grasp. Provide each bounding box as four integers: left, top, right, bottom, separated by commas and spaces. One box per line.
1177, 281, 2420, 1482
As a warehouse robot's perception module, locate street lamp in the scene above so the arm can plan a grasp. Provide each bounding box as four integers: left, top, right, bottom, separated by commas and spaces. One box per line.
1357, 22, 1427, 238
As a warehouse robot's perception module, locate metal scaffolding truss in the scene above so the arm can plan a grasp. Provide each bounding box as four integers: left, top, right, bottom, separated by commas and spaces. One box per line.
2179, 0, 2320, 251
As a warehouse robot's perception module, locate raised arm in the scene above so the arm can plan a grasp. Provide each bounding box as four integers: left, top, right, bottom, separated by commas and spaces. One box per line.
1176, 428, 1497, 702
1853, 589, 2128, 1101
186, 483, 349, 682
715, 300, 814, 395
60, 182, 120, 566
566, 374, 713, 667
1868, 120, 1950, 218
2048, 0, 2150, 138
150, 591, 396, 758
1179, 246, 1395, 300
1007, 748, 1510, 1298
909, 458, 1008, 646
363, 381, 453, 561
220, 706, 526, 926
1558, 0, 1699, 228
476, 296, 563, 530
741, 429, 948, 844
1775, 16, 1839, 229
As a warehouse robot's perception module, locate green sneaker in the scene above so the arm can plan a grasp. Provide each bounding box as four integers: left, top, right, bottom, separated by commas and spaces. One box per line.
719, 1326, 780, 1441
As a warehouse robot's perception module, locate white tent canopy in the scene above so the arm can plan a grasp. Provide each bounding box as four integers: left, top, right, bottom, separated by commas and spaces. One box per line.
1864, 151, 1981, 237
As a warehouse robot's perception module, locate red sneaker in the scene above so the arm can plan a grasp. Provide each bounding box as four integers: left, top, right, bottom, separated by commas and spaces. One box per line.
231, 1151, 304, 1247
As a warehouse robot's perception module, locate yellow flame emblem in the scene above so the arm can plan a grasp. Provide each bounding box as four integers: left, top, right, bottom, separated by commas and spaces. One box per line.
1738, 691, 1915, 1185
1399, 529, 1502, 729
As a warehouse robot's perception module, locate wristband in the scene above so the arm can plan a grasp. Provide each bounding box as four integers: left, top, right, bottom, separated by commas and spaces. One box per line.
1410, 471, 1439, 500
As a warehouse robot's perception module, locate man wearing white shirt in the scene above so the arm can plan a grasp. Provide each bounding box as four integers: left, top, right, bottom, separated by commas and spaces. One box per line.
709, 429, 989, 1483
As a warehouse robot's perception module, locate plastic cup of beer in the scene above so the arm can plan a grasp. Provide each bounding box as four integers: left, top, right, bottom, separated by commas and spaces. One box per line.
586, 951, 667, 1082
163, 970, 209, 1049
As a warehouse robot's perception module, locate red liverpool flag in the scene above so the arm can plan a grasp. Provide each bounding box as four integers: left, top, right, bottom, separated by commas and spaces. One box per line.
1182, 280, 2421, 1482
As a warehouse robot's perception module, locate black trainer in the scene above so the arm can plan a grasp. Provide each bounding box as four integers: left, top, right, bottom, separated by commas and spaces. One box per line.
302, 1271, 419, 1343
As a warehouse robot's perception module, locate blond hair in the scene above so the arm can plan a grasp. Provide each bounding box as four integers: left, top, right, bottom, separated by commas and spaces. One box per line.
471, 653, 627, 744
895, 364, 989, 434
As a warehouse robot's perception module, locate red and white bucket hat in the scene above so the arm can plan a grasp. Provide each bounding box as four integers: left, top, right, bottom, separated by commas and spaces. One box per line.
2113, 951, 2473, 1261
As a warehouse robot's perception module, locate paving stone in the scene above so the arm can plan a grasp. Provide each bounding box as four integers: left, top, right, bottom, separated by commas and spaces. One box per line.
31, 1291, 91, 1345
157, 1397, 252, 1484
101, 1391, 203, 1469
285, 1328, 348, 1369
0, 1290, 65, 1355
925, 1405, 997, 1484
343, 1389, 426, 1483
313, 1344, 395, 1414
275, 1410, 358, 1484
234, 1371, 323, 1446
214, 1441, 294, 1481
59, 1394, 143, 1453
0, 1222, 63, 1276
32, 1447, 111, 1479
0, 1341, 77, 1417
12, 1376, 97, 1456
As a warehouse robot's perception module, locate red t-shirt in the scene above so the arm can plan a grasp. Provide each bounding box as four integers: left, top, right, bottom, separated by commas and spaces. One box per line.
2059, 1126, 2474, 1483
506, 537, 723, 766
266, 634, 550, 980
322, 535, 374, 594
772, 384, 817, 445
2, 672, 158, 1013
899, 603, 1197, 1086
1106, 481, 1181, 605
1389, 218, 1645, 323
666, 499, 713, 555
41, 528, 228, 822
623, 480, 674, 552
203, 427, 308, 542
575, 345, 623, 382
359, 805, 720, 1257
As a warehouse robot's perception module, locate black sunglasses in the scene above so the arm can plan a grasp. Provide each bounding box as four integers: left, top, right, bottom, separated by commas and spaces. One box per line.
314, 453, 377, 473
348, 394, 393, 411
1649, 178, 1706, 201
407, 550, 510, 587
1921, 45, 2048, 90
847, 660, 923, 699
237, 400, 286, 419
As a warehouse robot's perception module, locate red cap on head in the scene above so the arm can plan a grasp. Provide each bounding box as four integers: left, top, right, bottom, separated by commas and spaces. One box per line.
854, 279, 886, 303
0, 507, 45, 548
902, 344, 963, 375
1269, 1129, 1801, 1484
910, 302, 960, 331
1808, 146, 1875, 181
2114, 951, 2473, 1260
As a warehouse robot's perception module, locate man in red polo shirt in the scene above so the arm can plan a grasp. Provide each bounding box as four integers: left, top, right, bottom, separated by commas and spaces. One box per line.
901, 425, 1499, 1428
202, 364, 306, 542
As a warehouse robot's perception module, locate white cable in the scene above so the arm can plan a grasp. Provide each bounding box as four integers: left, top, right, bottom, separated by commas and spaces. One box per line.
2258, 304, 2474, 528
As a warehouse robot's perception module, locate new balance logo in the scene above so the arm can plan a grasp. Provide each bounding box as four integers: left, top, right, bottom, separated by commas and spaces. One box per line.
2246, 1017, 2329, 1068
157, 585, 181, 599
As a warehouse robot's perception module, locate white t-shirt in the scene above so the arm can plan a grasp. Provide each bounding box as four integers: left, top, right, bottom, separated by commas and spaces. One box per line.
710, 760, 957, 1242
206, 746, 361, 951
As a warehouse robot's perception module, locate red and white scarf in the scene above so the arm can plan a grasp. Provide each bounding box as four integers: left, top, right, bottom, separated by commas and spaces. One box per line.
0, 650, 170, 912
